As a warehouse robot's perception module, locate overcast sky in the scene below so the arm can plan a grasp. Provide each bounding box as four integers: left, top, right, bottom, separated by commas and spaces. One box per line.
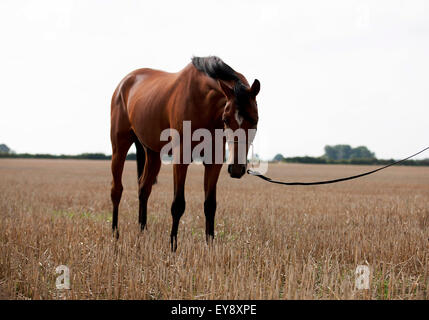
0, 0, 428, 159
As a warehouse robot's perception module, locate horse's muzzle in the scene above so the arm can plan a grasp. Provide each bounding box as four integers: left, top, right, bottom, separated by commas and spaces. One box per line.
228, 164, 246, 179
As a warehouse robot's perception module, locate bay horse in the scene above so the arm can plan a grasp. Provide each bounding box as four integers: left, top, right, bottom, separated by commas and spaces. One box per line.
110, 56, 260, 251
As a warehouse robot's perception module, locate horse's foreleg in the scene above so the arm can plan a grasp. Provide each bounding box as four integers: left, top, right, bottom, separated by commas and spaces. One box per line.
170, 164, 188, 252
203, 164, 222, 245
138, 149, 161, 231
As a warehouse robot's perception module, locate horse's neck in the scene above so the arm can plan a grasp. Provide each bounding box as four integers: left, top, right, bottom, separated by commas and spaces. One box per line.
183, 68, 226, 128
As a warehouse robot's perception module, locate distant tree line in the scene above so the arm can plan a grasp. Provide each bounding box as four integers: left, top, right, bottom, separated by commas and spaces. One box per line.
273, 144, 429, 166
0, 143, 139, 160
323, 145, 375, 160
1, 143, 428, 166
0, 151, 138, 161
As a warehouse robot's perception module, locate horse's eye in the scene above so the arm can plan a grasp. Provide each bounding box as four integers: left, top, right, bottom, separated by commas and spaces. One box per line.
223, 118, 229, 125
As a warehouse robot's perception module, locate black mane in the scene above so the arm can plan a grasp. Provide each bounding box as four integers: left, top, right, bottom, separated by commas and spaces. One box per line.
191, 56, 240, 82
191, 56, 250, 108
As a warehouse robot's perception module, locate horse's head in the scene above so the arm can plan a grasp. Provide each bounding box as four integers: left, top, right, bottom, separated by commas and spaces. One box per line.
219, 79, 260, 179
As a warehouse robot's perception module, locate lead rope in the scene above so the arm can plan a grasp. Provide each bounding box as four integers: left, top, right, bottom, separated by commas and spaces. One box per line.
247, 146, 429, 186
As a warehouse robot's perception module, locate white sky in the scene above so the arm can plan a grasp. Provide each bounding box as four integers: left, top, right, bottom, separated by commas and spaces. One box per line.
0, 0, 428, 159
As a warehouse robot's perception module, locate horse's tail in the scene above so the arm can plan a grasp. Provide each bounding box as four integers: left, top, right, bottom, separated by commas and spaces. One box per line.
134, 136, 157, 185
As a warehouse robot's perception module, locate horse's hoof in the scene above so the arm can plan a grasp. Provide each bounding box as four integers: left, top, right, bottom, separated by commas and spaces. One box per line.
206, 235, 214, 247
170, 237, 178, 252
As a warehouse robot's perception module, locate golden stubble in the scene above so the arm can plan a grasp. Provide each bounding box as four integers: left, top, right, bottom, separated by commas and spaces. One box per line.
0, 159, 428, 299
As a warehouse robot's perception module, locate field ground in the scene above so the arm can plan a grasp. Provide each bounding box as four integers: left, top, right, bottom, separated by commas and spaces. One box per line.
0, 159, 428, 299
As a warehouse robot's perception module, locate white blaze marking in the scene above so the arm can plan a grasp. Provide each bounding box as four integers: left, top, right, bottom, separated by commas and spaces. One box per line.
225, 129, 234, 164
235, 110, 243, 127
225, 128, 247, 165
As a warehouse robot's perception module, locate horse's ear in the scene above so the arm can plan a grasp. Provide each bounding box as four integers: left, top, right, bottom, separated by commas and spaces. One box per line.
250, 79, 260, 97
218, 80, 234, 99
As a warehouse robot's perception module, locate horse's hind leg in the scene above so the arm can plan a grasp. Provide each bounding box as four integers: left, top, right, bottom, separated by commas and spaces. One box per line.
111, 133, 133, 238
138, 148, 161, 231
134, 134, 146, 183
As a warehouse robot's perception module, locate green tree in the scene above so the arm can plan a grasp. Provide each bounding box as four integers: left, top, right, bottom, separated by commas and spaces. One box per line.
0, 144, 11, 154
273, 153, 285, 162
324, 145, 338, 160
324, 145, 352, 160
324, 144, 375, 160
350, 146, 375, 159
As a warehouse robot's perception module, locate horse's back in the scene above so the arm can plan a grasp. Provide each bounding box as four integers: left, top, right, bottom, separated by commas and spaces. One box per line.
111, 63, 218, 151
113, 68, 172, 108
112, 67, 182, 151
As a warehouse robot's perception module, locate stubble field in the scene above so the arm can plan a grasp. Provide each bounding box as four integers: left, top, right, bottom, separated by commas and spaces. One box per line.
0, 159, 428, 299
